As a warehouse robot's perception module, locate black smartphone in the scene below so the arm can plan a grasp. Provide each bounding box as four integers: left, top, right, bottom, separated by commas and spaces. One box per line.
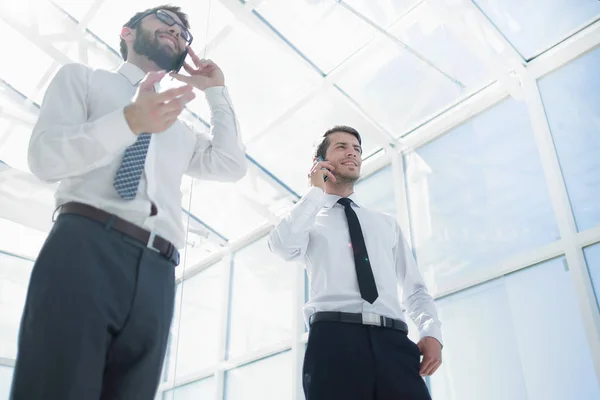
172, 48, 188, 73
316, 156, 329, 182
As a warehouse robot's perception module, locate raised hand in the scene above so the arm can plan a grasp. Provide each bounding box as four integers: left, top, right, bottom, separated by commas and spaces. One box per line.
309, 158, 336, 191
124, 70, 196, 135
169, 47, 225, 90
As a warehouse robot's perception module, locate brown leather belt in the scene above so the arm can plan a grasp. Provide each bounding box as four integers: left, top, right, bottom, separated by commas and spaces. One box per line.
58, 202, 179, 265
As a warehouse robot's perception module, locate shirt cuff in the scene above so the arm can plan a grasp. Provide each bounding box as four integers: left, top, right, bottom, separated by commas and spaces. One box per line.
419, 323, 443, 347
302, 186, 327, 206
204, 86, 231, 108
91, 107, 138, 154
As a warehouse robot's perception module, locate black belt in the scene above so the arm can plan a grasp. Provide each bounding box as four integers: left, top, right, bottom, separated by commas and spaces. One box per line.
310, 311, 408, 333
58, 202, 180, 265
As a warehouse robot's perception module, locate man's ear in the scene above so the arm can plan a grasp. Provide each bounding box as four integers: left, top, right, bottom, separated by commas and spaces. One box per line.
120, 26, 134, 41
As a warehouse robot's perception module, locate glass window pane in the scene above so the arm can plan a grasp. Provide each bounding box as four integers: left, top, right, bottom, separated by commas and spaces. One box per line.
0, 22, 54, 100
583, 242, 600, 311
162, 376, 216, 400
405, 98, 559, 293
227, 238, 295, 359
355, 165, 396, 217
388, 1, 491, 90
195, 23, 322, 138
186, 163, 295, 241
430, 257, 600, 400
336, 36, 470, 138
255, 0, 378, 73
168, 261, 226, 380
0, 253, 33, 359
342, 0, 421, 29
246, 86, 384, 195
538, 46, 600, 232
473, 0, 600, 59
0, 366, 14, 399
225, 351, 293, 400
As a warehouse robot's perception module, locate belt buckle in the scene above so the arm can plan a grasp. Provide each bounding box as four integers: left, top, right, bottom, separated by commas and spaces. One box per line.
362, 312, 381, 326
147, 231, 160, 253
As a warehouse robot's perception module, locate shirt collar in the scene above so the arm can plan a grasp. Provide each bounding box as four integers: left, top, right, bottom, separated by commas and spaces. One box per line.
323, 192, 362, 209
117, 62, 161, 91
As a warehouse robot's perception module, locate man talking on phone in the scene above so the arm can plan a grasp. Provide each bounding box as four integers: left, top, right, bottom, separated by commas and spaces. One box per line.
268, 126, 442, 400
10, 5, 246, 399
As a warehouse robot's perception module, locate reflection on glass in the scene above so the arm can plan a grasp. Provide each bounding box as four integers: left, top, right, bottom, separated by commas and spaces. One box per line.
336, 36, 466, 138
225, 351, 293, 400
430, 257, 600, 400
0, 366, 14, 399
355, 165, 395, 217
473, 0, 600, 59
227, 237, 295, 359
167, 261, 226, 380
256, 0, 377, 72
246, 86, 383, 195
162, 376, 215, 400
583, 242, 600, 311
405, 98, 559, 293
0, 253, 33, 359
538, 46, 600, 232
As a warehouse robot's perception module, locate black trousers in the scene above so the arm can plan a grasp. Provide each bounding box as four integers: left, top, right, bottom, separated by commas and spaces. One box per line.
10, 213, 176, 400
303, 321, 432, 400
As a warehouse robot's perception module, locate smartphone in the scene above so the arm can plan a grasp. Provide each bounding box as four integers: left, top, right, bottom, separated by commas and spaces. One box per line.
171, 48, 189, 73
316, 156, 329, 182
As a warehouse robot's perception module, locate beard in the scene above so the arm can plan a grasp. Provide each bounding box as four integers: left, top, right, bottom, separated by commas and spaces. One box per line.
133, 27, 183, 71
333, 171, 359, 184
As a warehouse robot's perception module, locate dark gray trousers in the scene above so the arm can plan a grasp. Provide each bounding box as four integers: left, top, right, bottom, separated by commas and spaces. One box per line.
10, 213, 176, 399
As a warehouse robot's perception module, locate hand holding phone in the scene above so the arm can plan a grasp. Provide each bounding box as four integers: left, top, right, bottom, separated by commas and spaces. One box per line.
310, 156, 336, 190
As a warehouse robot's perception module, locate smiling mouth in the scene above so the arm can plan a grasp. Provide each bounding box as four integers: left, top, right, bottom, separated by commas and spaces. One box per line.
341, 161, 358, 167
159, 35, 178, 49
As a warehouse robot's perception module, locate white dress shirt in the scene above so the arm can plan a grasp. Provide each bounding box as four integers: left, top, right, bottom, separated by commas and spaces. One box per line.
28, 62, 247, 248
268, 186, 443, 344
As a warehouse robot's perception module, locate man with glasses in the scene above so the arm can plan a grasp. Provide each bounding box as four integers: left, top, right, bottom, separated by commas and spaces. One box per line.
10, 5, 246, 400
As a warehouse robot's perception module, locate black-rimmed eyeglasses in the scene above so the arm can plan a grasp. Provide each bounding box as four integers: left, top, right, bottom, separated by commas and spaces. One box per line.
129, 9, 193, 45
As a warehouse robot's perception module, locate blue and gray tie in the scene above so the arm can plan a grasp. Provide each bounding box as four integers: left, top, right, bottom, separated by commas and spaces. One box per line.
113, 132, 151, 200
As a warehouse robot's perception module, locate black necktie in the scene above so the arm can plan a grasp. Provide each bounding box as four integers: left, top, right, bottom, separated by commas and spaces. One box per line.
337, 198, 379, 304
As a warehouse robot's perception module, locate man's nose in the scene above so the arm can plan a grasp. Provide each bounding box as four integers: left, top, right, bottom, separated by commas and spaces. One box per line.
168, 26, 181, 37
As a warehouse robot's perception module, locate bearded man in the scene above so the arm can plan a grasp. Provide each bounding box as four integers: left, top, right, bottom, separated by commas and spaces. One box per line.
10, 5, 246, 399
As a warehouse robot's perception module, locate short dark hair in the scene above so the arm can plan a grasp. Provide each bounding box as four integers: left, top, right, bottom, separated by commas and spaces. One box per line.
119, 5, 190, 61
314, 125, 362, 160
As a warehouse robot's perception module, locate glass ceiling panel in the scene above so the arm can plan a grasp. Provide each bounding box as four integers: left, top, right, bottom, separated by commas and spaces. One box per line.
474, 0, 600, 60
388, 0, 491, 89
197, 22, 322, 138
335, 34, 468, 138
341, 0, 422, 29
255, 0, 378, 73
246, 85, 385, 195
